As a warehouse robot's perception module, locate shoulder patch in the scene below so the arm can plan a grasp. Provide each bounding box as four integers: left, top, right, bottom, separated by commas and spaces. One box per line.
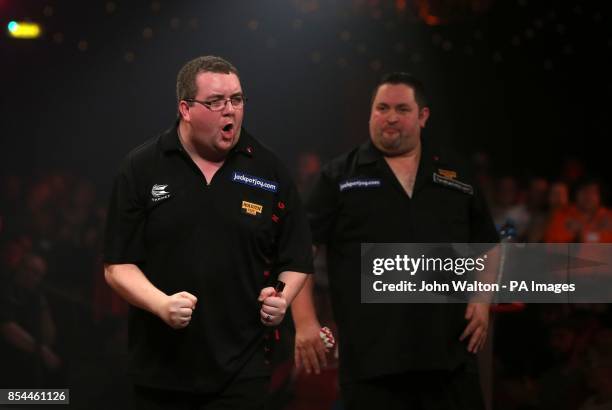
432, 173, 473, 195
437, 169, 457, 179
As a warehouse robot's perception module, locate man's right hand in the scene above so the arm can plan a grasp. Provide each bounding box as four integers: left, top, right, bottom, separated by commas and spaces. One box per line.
294, 320, 328, 375
157, 291, 197, 329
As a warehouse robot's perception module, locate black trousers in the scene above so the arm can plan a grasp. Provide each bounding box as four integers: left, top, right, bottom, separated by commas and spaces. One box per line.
340, 366, 485, 410
132, 377, 269, 410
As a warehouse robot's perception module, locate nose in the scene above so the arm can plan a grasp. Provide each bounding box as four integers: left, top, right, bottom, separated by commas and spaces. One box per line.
386, 112, 399, 123
222, 99, 236, 115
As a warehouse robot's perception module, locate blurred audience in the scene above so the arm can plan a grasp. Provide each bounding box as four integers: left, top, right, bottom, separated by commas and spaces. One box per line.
0, 248, 63, 388
491, 176, 530, 238
295, 151, 322, 195
0, 170, 127, 407
545, 178, 612, 243
0, 157, 610, 409
580, 329, 612, 410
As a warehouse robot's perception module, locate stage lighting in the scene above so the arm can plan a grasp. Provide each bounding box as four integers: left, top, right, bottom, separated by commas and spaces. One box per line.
7, 20, 41, 39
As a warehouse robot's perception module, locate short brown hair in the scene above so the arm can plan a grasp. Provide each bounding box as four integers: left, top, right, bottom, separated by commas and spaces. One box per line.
176, 56, 239, 103
371, 72, 428, 109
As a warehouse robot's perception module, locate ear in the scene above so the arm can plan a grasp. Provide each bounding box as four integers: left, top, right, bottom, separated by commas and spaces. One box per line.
418, 107, 430, 128
178, 101, 191, 122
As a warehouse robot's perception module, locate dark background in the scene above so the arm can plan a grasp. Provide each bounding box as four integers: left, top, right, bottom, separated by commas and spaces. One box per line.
1, 1, 611, 409
1, 0, 610, 188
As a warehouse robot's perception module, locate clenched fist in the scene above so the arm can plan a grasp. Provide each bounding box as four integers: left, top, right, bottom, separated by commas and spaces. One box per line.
157, 291, 198, 329
258, 287, 287, 326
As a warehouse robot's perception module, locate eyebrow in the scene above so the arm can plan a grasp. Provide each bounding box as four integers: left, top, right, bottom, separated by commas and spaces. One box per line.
205, 92, 243, 100
376, 102, 410, 107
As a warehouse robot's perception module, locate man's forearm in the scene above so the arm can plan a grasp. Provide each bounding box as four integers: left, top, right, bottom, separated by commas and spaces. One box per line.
278, 270, 309, 306
290, 275, 319, 327
104, 263, 167, 316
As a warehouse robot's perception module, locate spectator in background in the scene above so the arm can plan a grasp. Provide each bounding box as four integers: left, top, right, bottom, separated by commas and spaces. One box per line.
533, 318, 589, 410
471, 151, 495, 207
525, 181, 570, 242
545, 178, 612, 243
526, 177, 550, 212
580, 367, 612, 410
580, 329, 612, 410
0, 249, 63, 388
521, 177, 551, 242
58, 177, 97, 244
295, 151, 322, 196
24, 176, 60, 254
0, 175, 25, 237
548, 181, 570, 212
491, 176, 530, 237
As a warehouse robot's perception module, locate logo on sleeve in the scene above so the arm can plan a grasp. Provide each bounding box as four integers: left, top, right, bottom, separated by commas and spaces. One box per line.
242, 200, 263, 216
339, 178, 382, 191
232, 171, 278, 193
151, 184, 171, 202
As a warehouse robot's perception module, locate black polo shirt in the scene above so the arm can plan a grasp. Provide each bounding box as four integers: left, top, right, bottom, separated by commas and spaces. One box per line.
306, 138, 499, 383
103, 124, 313, 393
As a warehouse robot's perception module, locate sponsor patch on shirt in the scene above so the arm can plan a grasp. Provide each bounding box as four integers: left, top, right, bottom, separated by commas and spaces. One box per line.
432, 173, 473, 195
339, 178, 382, 191
232, 171, 278, 193
151, 184, 171, 202
438, 168, 457, 179
242, 200, 263, 216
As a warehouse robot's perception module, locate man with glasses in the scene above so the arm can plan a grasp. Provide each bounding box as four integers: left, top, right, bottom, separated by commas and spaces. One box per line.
103, 56, 313, 409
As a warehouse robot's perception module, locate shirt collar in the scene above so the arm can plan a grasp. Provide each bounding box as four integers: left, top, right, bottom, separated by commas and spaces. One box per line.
356, 139, 382, 165
356, 137, 441, 195
160, 120, 183, 153
356, 138, 436, 167
230, 129, 255, 157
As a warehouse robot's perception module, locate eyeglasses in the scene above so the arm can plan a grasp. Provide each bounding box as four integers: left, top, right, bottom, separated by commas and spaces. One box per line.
184, 95, 247, 112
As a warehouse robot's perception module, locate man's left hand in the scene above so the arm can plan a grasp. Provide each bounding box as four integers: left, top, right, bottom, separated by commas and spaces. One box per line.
258, 287, 287, 326
460, 303, 489, 354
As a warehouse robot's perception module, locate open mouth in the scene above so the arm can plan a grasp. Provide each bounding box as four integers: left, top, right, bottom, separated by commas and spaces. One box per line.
222, 123, 234, 133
